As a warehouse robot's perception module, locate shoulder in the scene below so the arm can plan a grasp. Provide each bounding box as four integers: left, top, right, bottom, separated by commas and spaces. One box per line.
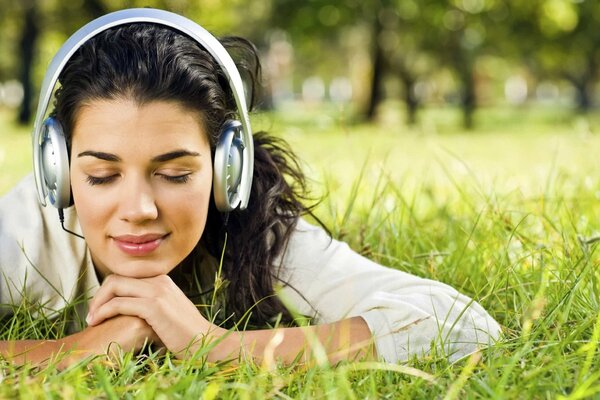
282, 218, 336, 257
0, 174, 48, 250
277, 217, 394, 278
0, 174, 89, 314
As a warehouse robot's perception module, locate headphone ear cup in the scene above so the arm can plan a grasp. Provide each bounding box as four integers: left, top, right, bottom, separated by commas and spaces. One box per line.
40, 117, 71, 209
213, 120, 245, 212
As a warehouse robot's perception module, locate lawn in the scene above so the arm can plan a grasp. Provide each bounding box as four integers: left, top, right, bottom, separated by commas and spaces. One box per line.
0, 105, 599, 398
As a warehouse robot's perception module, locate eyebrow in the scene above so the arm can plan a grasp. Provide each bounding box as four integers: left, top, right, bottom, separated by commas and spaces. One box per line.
77, 151, 120, 162
77, 150, 201, 162
152, 150, 201, 162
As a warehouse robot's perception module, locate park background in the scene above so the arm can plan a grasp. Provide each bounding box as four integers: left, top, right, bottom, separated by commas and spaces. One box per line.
0, 0, 599, 398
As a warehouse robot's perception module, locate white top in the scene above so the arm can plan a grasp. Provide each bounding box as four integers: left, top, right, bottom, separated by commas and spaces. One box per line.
0, 174, 501, 363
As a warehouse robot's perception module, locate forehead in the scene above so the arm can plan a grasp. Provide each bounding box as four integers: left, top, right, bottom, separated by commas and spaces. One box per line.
71, 98, 209, 153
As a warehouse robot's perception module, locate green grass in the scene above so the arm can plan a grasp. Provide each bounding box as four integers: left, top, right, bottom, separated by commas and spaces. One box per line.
1, 104, 599, 398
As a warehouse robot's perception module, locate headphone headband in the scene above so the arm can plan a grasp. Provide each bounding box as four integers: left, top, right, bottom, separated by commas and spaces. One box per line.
32, 8, 253, 209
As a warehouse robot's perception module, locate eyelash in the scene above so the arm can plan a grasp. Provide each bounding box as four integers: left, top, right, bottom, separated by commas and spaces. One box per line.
85, 174, 191, 186
86, 175, 115, 186
162, 174, 191, 184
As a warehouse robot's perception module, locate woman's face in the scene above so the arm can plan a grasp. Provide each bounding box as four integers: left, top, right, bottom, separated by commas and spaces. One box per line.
70, 99, 212, 279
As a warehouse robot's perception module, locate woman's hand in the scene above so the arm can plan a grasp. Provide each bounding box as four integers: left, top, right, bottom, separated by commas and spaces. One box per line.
85, 275, 374, 366
70, 315, 160, 358
86, 274, 222, 357
0, 315, 159, 368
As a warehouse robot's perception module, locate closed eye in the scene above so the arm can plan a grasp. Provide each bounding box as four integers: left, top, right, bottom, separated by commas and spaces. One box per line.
86, 175, 118, 186
160, 173, 192, 184
85, 173, 192, 186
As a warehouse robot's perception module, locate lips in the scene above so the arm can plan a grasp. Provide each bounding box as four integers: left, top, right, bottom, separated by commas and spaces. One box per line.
111, 233, 169, 256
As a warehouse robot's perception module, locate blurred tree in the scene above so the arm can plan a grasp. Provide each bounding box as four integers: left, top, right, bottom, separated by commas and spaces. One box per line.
10, 0, 260, 125
362, 0, 502, 128
417, 0, 509, 129
267, 0, 359, 95
268, 0, 424, 123
366, 3, 386, 122
5, 0, 598, 128
509, 0, 600, 111
0, 2, 21, 82
14, 0, 109, 124
17, 0, 39, 124
268, 0, 502, 128
380, 0, 433, 125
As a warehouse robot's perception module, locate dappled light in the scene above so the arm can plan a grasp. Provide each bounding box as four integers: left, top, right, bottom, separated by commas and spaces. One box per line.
0, 1, 599, 399
2, 1, 600, 127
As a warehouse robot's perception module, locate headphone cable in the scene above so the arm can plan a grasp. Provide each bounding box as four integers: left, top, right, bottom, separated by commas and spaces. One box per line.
58, 209, 85, 239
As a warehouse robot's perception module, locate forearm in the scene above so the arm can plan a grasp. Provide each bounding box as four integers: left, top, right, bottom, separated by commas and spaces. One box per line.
0, 338, 77, 367
1, 316, 158, 367
205, 316, 376, 366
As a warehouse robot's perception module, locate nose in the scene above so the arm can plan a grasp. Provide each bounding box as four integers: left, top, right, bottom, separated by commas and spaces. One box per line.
118, 175, 159, 223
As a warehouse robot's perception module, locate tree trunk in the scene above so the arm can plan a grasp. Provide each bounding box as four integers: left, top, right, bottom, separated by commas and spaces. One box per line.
398, 71, 418, 126
572, 63, 596, 112
18, 2, 39, 125
459, 64, 476, 130
574, 81, 593, 111
365, 17, 385, 121
565, 58, 597, 113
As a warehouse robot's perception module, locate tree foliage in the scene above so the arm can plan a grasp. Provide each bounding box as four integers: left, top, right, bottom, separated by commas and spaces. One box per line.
1, 0, 598, 128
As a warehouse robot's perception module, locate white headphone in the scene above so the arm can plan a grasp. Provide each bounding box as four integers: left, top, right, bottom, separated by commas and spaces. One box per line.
32, 8, 254, 212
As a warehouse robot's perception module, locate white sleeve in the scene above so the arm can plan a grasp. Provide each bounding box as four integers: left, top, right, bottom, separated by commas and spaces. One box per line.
0, 174, 94, 317
275, 218, 502, 363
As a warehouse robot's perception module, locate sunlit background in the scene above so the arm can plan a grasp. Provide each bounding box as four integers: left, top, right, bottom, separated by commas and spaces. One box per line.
1, 1, 600, 123
0, 0, 598, 201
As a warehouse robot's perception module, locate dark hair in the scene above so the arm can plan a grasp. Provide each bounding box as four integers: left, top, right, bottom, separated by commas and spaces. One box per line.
53, 23, 317, 326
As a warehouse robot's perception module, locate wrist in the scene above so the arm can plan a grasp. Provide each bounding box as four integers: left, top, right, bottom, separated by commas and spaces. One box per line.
202, 326, 241, 363
56, 331, 97, 363
50, 333, 94, 368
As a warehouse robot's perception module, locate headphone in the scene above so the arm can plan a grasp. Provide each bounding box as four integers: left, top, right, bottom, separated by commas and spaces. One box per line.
32, 8, 254, 213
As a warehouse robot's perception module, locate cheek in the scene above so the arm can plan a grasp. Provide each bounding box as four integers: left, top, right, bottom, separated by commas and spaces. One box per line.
175, 203, 207, 245
71, 177, 112, 236
167, 182, 212, 237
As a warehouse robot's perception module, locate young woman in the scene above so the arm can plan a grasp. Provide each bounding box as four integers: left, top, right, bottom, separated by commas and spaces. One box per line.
0, 9, 500, 366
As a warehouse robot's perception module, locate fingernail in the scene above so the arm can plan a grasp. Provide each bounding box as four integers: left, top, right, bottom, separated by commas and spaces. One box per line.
86, 312, 93, 325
